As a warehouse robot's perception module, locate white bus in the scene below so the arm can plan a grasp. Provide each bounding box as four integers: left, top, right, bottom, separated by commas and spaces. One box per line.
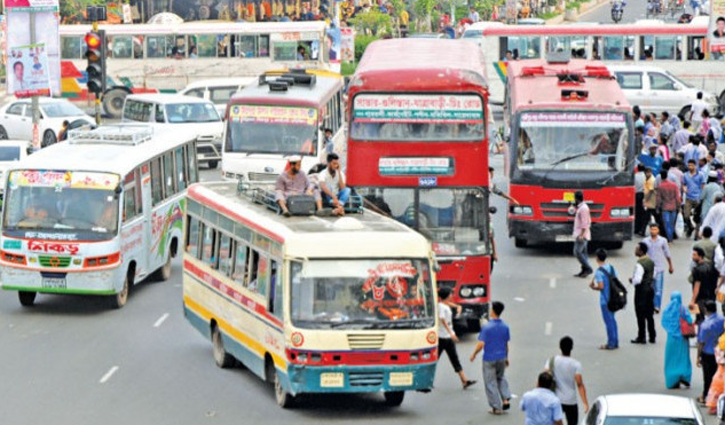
59, 21, 333, 117
183, 182, 439, 407
222, 69, 345, 182
0, 125, 199, 308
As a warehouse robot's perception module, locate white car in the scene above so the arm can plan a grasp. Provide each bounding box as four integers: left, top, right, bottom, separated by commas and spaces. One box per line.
581, 394, 705, 425
0, 98, 95, 147
178, 78, 255, 116
0, 139, 30, 198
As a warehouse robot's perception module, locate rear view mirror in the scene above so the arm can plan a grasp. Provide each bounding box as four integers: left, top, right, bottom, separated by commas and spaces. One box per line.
489, 206, 497, 214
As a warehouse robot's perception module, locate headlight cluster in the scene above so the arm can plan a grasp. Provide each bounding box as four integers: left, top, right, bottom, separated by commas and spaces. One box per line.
460, 285, 486, 298
610, 207, 631, 218
511, 205, 533, 216
409, 350, 435, 361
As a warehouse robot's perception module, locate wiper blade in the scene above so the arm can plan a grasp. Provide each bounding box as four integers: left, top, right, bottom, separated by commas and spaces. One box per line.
329, 319, 378, 328
549, 151, 591, 167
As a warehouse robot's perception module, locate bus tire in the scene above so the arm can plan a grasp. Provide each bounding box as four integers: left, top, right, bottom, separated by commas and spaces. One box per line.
467, 318, 482, 333
154, 254, 173, 282
18, 291, 36, 307
212, 324, 235, 368
102, 88, 128, 119
207, 160, 218, 169
383, 391, 405, 407
514, 237, 528, 248
273, 367, 295, 408
109, 274, 129, 309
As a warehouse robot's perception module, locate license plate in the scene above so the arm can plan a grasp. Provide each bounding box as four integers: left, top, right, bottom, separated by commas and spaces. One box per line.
320, 372, 344, 388
389, 372, 413, 386
41, 277, 66, 289
555, 235, 576, 242
563, 192, 575, 202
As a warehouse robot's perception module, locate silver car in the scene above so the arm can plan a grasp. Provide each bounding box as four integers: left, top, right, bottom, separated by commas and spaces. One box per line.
581, 394, 705, 425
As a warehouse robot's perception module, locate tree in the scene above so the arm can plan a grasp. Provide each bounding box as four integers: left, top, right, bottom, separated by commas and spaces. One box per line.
414, 0, 436, 31
349, 9, 393, 36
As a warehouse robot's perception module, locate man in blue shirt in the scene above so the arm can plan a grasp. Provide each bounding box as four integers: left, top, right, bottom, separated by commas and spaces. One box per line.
637, 144, 664, 176
589, 248, 619, 350
521, 372, 565, 425
683, 159, 706, 237
697, 300, 724, 404
470, 301, 511, 415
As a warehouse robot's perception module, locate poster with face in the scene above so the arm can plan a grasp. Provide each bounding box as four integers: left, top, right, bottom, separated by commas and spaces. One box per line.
7, 43, 51, 97
710, 0, 725, 54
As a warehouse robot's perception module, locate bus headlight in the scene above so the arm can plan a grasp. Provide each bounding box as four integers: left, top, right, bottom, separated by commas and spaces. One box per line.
473, 287, 485, 297
511, 205, 533, 215
460, 287, 472, 297
610, 208, 630, 218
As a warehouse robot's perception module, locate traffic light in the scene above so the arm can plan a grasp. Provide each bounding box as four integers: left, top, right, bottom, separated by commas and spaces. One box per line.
84, 31, 106, 95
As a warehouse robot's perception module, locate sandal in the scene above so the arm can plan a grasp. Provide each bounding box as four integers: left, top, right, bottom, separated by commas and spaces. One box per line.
489, 409, 504, 415
502, 400, 510, 410
697, 396, 706, 405
599, 345, 615, 350
463, 380, 477, 389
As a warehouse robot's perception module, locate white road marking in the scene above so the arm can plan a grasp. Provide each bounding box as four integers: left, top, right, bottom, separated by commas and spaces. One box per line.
154, 313, 169, 328
514, 297, 525, 302
99, 366, 119, 384
549, 278, 557, 289
545, 321, 553, 336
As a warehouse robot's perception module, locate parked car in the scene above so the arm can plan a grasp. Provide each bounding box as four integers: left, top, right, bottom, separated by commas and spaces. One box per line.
0, 98, 95, 147
581, 394, 705, 425
121, 94, 223, 168
0, 139, 30, 206
178, 78, 255, 116
608, 64, 720, 118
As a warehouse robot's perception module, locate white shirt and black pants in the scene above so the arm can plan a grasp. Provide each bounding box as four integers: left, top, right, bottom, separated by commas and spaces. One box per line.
438, 302, 463, 373
545, 355, 583, 425
632, 256, 656, 343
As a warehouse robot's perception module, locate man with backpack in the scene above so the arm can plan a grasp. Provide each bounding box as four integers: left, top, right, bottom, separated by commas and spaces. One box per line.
589, 248, 621, 350
543, 336, 589, 425
629, 242, 656, 344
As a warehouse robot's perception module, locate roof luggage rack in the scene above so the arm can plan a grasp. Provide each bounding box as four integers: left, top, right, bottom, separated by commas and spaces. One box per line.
237, 181, 364, 215
67, 125, 154, 146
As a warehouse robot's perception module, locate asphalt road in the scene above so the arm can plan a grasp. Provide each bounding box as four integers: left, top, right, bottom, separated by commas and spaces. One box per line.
0, 157, 720, 424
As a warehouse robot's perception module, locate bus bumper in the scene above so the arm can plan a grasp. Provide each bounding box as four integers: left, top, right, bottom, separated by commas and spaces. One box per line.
0, 264, 124, 295
508, 219, 633, 243
284, 363, 437, 395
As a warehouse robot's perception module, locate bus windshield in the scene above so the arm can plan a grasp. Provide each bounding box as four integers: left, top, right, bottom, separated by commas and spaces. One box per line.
2, 170, 120, 241
225, 105, 318, 155
515, 112, 629, 172
290, 259, 436, 330
361, 187, 489, 256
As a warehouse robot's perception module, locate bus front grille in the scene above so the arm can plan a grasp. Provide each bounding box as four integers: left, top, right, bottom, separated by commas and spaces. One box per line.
348, 371, 385, 387
347, 334, 385, 350
38, 256, 71, 268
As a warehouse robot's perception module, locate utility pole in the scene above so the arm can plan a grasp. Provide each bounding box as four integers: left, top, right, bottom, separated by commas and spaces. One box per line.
30, 11, 40, 150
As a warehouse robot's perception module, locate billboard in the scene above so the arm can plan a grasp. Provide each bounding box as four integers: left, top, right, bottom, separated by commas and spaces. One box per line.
711, 0, 725, 54
7, 43, 51, 97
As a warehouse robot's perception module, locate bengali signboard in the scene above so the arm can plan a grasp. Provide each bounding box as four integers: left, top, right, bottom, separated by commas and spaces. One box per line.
520, 112, 627, 127
9, 170, 121, 190
353, 94, 484, 123
379, 157, 454, 176
710, 0, 725, 53
228, 105, 318, 126
3, 0, 58, 11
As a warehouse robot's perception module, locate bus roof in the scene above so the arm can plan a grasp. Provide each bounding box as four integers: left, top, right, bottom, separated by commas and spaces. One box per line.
506, 58, 630, 112
229, 73, 343, 108
60, 21, 328, 36
352, 39, 488, 91
12, 125, 196, 176
463, 20, 707, 36
188, 182, 431, 259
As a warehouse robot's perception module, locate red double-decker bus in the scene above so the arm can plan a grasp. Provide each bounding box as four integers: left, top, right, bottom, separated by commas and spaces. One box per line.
504, 56, 635, 248
347, 39, 492, 330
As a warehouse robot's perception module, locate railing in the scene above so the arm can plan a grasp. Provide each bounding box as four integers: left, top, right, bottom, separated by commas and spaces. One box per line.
237, 181, 364, 215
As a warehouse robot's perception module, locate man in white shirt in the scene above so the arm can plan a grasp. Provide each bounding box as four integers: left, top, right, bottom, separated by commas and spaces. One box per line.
690, 92, 708, 133
318, 153, 350, 216
544, 336, 589, 425
438, 287, 477, 389
702, 197, 725, 242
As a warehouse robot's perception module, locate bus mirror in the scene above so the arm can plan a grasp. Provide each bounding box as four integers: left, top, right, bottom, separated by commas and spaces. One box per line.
114, 185, 122, 195
489, 206, 497, 215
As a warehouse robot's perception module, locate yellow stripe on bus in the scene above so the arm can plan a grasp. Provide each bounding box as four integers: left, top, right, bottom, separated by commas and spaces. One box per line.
184, 295, 287, 369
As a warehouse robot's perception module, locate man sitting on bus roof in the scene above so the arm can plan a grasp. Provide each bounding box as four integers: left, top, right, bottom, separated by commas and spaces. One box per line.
275, 155, 326, 217
319, 153, 350, 216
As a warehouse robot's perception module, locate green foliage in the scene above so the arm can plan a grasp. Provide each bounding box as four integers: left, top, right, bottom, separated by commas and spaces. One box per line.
472, 0, 505, 18
60, 0, 106, 23
354, 34, 380, 63
341, 62, 358, 76
349, 9, 393, 36
537, 10, 559, 18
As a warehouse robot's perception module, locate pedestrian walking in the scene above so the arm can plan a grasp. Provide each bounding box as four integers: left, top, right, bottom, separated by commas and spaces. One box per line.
657, 169, 681, 242
642, 223, 674, 313
706, 323, 725, 414
520, 372, 565, 425
698, 300, 725, 405
543, 336, 589, 425
702, 197, 725, 243
572, 191, 592, 278
630, 242, 656, 344
635, 164, 647, 236
437, 288, 477, 390
589, 248, 619, 350
683, 158, 706, 237
470, 301, 511, 415
692, 246, 719, 323
662, 291, 693, 389
642, 167, 658, 229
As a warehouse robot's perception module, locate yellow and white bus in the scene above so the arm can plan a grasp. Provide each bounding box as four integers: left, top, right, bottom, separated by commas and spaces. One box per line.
183, 182, 438, 407
0, 125, 198, 308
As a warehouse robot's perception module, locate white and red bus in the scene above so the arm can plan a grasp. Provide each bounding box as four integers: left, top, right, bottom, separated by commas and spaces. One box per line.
462, 17, 725, 106
347, 39, 492, 330
504, 57, 635, 248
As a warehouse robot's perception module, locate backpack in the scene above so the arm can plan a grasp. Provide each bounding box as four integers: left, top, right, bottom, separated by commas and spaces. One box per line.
600, 265, 627, 312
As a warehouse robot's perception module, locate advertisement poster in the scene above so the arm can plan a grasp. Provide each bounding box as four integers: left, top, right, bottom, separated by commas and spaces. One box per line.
326, 22, 341, 73
340, 27, 355, 63
3, 0, 58, 11
7, 43, 51, 97
353, 94, 484, 123
710, 0, 725, 54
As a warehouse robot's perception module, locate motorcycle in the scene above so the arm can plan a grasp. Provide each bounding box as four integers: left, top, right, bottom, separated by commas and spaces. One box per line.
611, 0, 625, 22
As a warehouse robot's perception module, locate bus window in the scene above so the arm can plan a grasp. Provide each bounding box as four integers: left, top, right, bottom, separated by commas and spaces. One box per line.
163, 153, 176, 197
150, 157, 163, 205
173, 35, 186, 57
186, 144, 198, 184
190, 34, 216, 58
218, 235, 233, 276
232, 243, 249, 286
175, 147, 187, 190
603, 36, 624, 60
259, 35, 270, 57
640, 35, 654, 60
123, 184, 137, 222
133, 36, 144, 59
186, 216, 200, 257
502, 36, 540, 59
546, 36, 587, 58
147, 36, 172, 58
255, 255, 269, 298
201, 225, 217, 268
248, 249, 260, 290
687, 36, 706, 60
61, 36, 82, 59
217, 35, 230, 57
110, 36, 134, 59
233, 35, 257, 58
270, 260, 282, 318
654, 36, 682, 60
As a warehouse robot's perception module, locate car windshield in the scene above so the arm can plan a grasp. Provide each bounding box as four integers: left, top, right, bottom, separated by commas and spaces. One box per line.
603, 417, 699, 425
0, 146, 22, 161
350, 94, 485, 142
515, 112, 629, 172
360, 187, 490, 256
41, 102, 86, 118
2, 170, 120, 241
290, 259, 436, 330
225, 104, 318, 155
165, 103, 221, 123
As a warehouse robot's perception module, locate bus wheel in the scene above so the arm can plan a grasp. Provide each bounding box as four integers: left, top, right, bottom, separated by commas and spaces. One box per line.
154, 254, 172, 282
514, 237, 528, 248
18, 291, 36, 307
102, 88, 128, 119
383, 391, 405, 407
109, 276, 129, 309
212, 324, 235, 368
207, 160, 218, 169
467, 318, 482, 333
274, 368, 295, 408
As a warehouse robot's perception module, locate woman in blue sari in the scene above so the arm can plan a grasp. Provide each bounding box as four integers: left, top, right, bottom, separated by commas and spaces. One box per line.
662, 291, 693, 388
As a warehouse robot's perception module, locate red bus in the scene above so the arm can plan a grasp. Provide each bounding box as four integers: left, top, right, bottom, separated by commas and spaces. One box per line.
504, 56, 635, 248
347, 39, 492, 330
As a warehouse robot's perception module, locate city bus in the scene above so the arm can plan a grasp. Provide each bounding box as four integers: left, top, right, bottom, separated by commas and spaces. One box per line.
346, 39, 492, 330
0, 125, 198, 308
221, 69, 345, 182
504, 56, 635, 248
461, 17, 725, 106
59, 21, 333, 117
182, 181, 438, 407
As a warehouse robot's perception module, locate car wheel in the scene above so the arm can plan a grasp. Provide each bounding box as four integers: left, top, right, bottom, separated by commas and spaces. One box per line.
102, 88, 128, 119
0, 126, 8, 140
42, 130, 56, 148
678, 105, 691, 121
207, 160, 218, 169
